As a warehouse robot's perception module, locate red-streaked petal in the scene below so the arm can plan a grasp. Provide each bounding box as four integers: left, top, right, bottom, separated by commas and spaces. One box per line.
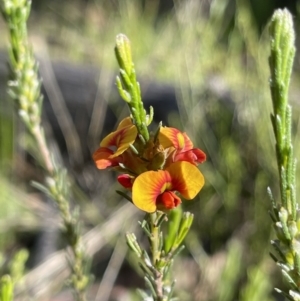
182, 132, 194, 150
100, 125, 138, 157
112, 125, 138, 157
100, 117, 134, 148
159, 127, 193, 150
159, 127, 180, 148
167, 161, 204, 199
156, 191, 181, 211
117, 174, 134, 189
175, 148, 206, 165
132, 170, 172, 213
117, 117, 133, 130
93, 147, 120, 169
191, 148, 206, 163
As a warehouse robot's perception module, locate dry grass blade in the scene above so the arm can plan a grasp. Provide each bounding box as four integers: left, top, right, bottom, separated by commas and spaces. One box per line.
16, 203, 140, 300
37, 47, 84, 166
95, 234, 128, 301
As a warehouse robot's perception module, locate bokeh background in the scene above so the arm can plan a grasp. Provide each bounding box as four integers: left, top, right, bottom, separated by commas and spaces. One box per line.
1, 0, 300, 300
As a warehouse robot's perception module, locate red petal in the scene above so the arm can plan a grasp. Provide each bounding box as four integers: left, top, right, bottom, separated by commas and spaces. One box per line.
156, 191, 181, 211
191, 148, 206, 163
175, 148, 206, 165
117, 174, 134, 188
93, 147, 120, 169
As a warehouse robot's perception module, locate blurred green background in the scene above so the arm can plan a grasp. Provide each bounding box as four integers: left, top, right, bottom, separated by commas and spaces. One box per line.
1, 0, 300, 300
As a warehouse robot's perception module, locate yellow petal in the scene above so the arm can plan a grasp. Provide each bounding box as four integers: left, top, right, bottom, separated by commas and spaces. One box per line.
132, 170, 171, 213
159, 127, 176, 148
117, 117, 133, 129
167, 161, 204, 199
112, 125, 138, 157
100, 125, 137, 157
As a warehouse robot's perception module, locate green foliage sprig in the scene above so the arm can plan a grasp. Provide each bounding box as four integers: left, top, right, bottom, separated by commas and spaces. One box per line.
268, 9, 300, 300
0, 1, 91, 300
115, 34, 153, 143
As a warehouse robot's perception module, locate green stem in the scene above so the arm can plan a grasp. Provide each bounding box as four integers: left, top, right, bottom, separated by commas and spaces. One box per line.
1, 1, 89, 300
31, 125, 54, 174
149, 212, 166, 301
150, 212, 160, 264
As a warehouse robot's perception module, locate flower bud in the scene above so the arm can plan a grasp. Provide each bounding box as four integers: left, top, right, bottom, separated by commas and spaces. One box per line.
149, 151, 166, 170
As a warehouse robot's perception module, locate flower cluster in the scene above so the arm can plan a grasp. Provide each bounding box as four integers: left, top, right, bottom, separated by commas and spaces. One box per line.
93, 117, 206, 213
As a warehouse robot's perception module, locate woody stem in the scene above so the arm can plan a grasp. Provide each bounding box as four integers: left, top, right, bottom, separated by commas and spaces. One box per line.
150, 212, 160, 264
149, 212, 166, 300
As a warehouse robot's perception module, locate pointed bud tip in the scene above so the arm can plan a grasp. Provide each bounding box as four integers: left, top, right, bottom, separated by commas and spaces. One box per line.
116, 33, 130, 45
270, 8, 295, 43
115, 33, 132, 75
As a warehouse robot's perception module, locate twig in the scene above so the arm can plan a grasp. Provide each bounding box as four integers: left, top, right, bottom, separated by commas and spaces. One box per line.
0, 1, 90, 300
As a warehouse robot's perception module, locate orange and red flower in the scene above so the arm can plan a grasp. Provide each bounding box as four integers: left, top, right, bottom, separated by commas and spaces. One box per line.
159, 127, 206, 166
132, 161, 204, 212
92, 117, 137, 169
93, 117, 206, 213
